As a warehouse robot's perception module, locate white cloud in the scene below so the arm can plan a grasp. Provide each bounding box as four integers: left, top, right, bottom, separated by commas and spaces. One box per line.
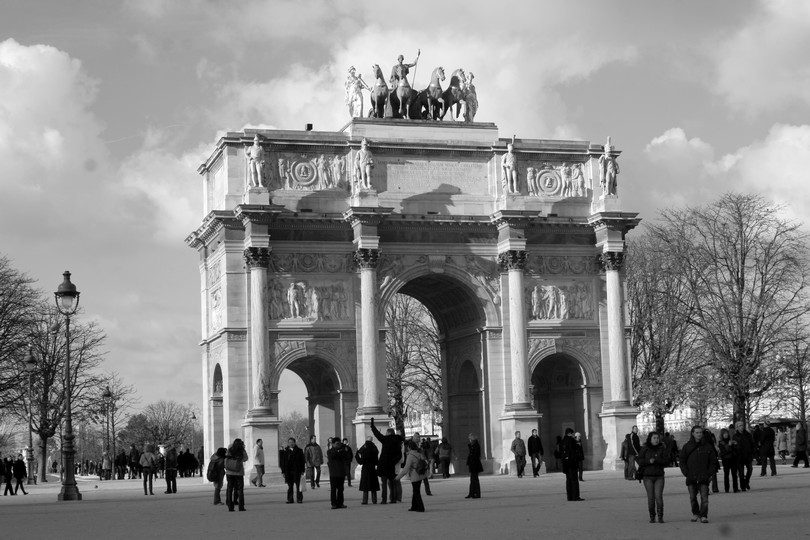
712, 0, 810, 113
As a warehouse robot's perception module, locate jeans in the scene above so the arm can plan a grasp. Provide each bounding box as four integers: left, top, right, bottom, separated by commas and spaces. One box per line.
226, 475, 245, 510
422, 476, 431, 495
642, 476, 665, 518
563, 464, 579, 500
760, 452, 776, 475
440, 458, 451, 478
722, 460, 739, 492
410, 480, 425, 512
286, 475, 301, 502
165, 469, 177, 493
737, 460, 753, 489
514, 454, 526, 477
142, 471, 153, 495
687, 483, 709, 518
330, 476, 344, 507
530, 453, 542, 476
380, 475, 396, 503
793, 451, 809, 467
213, 480, 223, 504
309, 466, 321, 488
468, 471, 480, 497
254, 465, 265, 486
626, 455, 637, 480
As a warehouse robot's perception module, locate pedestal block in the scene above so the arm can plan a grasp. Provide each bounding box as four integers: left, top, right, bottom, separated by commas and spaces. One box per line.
498, 410, 542, 475
599, 406, 638, 471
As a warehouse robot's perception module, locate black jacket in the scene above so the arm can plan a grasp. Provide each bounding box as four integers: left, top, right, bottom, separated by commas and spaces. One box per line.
638, 443, 668, 477
679, 437, 718, 485
732, 430, 755, 461
280, 445, 305, 477
327, 443, 353, 478
371, 422, 403, 477
527, 434, 544, 455
466, 440, 483, 473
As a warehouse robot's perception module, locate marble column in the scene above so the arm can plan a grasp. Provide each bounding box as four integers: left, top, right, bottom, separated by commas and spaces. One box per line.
355, 248, 383, 414
601, 251, 629, 405
499, 249, 530, 408
244, 247, 271, 414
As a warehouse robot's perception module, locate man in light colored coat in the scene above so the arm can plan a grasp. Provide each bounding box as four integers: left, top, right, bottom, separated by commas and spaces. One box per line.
252, 439, 265, 487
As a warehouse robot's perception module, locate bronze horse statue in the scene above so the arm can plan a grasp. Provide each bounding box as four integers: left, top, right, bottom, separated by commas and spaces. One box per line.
369, 64, 389, 119
440, 68, 466, 121
424, 66, 445, 121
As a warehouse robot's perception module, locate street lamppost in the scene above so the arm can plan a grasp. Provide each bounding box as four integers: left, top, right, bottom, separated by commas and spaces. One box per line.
102, 386, 116, 479
25, 346, 37, 485
55, 270, 82, 501
190, 412, 197, 467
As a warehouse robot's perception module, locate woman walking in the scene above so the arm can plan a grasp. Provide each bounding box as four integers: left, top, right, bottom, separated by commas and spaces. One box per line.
776, 428, 789, 465
225, 438, 248, 511
465, 433, 482, 499
718, 428, 739, 493
396, 439, 427, 512
139, 444, 157, 495
437, 437, 452, 478
639, 432, 668, 523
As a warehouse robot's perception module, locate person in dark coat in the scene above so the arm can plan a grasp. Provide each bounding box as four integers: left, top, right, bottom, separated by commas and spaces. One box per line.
209, 447, 227, 505
327, 436, 352, 509
164, 444, 178, 493
703, 428, 720, 493
639, 432, 668, 523
759, 420, 777, 476
3, 458, 14, 495
679, 425, 718, 524
718, 428, 739, 493
465, 433, 483, 499
341, 438, 354, 487
12, 454, 28, 495
129, 444, 141, 479
527, 428, 544, 477
280, 437, 306, 503
559, 427, 583, 501
370, 417, 403, 504
792, 423, 809, 468
356, 437, 380, 504
437, 438, 452, 478
732, 421, 755, 491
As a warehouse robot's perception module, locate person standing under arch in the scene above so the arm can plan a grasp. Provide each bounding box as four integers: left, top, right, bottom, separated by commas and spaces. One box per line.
560, 427, 583, 501
465, 433, 482, 499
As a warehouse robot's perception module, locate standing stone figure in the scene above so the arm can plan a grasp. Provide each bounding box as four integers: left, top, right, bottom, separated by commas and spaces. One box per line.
463, 72, 478, 122
345, 66, 370, 118
330, 155, 345, 189
287, 283, 302, 318
246, 135, 266, 188
354, 138, 374, 190
599, 137, 619, 196
501, 141, 519, 194
278, 158, 291, 190
316, 155, 331, 188
572, 164, 586, 197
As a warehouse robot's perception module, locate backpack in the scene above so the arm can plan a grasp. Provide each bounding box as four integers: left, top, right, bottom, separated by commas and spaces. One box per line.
206, 460, 217, 482
415, 456, 429, 476
224, 456, 241, 474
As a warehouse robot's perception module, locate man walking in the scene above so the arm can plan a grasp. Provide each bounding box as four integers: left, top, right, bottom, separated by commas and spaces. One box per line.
304, 435, 323, 488
627, 425, 641, 481
759, 420, 777, 476
528, 429, 544, 477
733, 421, 755, 491
252, 439, 265, 487
792, 423, 809, 468
560, 427, 583, 501
511, 431, 527, 478
680, 425, 717, 524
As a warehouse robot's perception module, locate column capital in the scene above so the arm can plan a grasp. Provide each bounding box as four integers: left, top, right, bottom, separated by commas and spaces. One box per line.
597, 251, 624, 272
354, 248, 380, 269
498, 249, 527, 272
243, 247, 270, 268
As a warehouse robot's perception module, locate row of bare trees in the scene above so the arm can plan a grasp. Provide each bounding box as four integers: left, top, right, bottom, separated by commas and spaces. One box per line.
628, 193, 810, 429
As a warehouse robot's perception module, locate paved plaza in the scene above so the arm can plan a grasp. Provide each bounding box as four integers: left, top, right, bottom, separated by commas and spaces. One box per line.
1, 464, 806, 539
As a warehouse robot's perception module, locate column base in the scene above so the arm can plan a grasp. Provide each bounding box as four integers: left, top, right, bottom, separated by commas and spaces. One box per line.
242, 415, 281, 476
498, 410, 542, 475
599, 405, 638, 471
245, 187, 270, 205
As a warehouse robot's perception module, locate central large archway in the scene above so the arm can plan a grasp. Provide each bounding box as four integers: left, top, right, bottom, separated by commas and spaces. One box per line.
383, 271, 493, 464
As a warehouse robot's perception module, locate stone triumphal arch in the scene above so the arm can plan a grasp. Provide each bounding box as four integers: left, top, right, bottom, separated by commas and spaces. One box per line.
187, 118, 639, 474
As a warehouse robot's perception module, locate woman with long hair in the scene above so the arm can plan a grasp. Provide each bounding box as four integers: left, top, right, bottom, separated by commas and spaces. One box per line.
718, 428, 739, 493
225, 438, 248, 511
139, 444, 157, 496
638, 431, 668, 523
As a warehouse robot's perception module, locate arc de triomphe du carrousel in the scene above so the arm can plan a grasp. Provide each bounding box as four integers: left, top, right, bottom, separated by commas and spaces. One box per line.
186, 72, 639, 476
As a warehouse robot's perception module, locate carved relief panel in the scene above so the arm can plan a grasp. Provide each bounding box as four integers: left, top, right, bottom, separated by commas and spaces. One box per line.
524, 161, 590, 199
273, 153, 348, 191
525, 280, 594, 321
209, 288, 223, 331
267, 278, 352, 322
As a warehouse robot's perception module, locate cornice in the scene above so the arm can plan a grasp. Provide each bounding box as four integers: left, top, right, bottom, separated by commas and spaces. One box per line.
587, 211, 641, 234
186, 210, 241, 249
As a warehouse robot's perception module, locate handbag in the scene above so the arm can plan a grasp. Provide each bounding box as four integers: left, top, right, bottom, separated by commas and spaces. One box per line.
634, 466, 644, 482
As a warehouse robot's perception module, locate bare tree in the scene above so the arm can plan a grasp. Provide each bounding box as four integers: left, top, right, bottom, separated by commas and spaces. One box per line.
0, 256, 41, 405
628, 233, 702, 433
7, 305, 106, 482
139, 400, 197, 447
384, 294, 442, 434
279, 411, 309, 449
777, 318, 810, 424
649, 193, 810, 425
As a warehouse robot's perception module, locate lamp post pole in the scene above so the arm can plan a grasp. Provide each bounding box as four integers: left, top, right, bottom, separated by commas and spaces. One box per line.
190, 412, 196, 475
55, 271, 82, 501
25, 346, 37, 485
102, 386, 115, 480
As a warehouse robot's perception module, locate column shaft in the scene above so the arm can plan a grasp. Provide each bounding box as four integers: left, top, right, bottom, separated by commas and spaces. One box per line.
244, 247, 271, 413
605, 265, 629, 405
508, 268, 529, 406
360, 266, 381, 411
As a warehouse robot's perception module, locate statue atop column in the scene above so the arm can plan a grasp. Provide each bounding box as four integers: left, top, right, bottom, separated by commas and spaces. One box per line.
598, 136, 620, 196
246, 134, 266, 188
345, 66, 370, 119
354, 138, 374, 191
501, 137, 519, 194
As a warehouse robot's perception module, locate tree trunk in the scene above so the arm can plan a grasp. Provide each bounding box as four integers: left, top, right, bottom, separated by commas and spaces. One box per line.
733, 394, 747, 425
393, 385, 405, 435
654, 413, 665, 434
38, 435, 49, 483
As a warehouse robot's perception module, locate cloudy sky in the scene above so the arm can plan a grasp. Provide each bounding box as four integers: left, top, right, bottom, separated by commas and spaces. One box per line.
2, 0, 809, 414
